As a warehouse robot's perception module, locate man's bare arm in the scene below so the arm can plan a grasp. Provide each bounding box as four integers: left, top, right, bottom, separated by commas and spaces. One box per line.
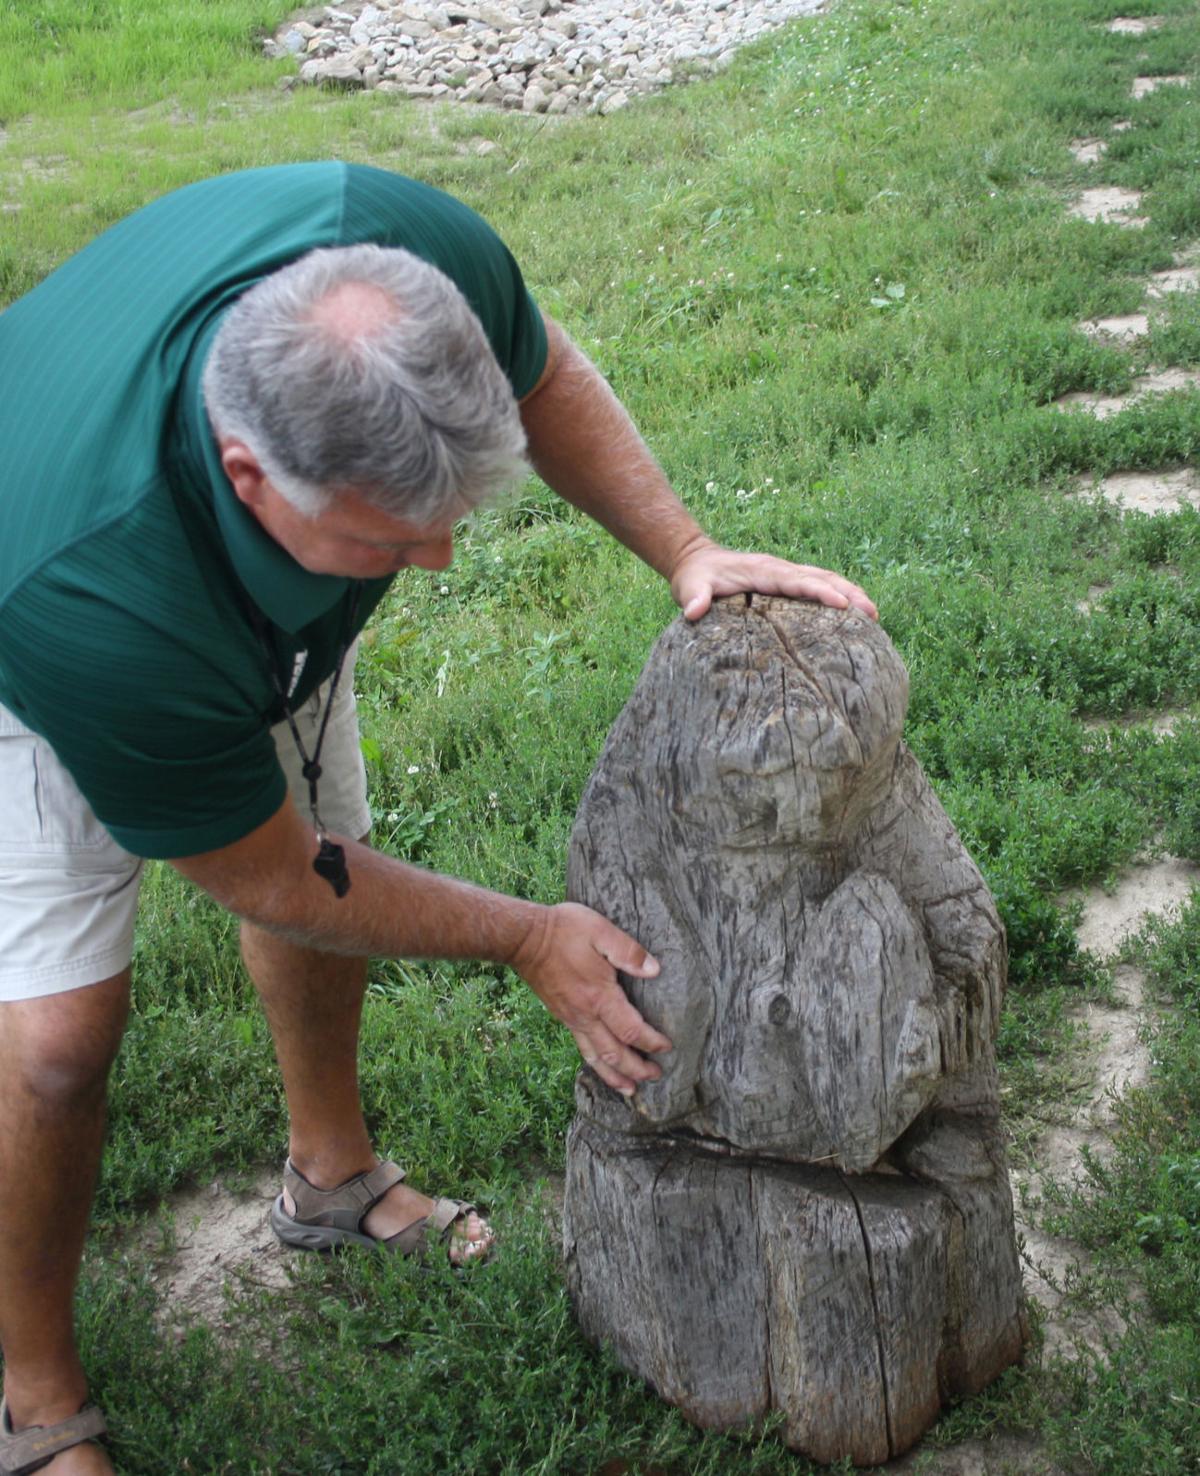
170, 798, 670, 1095
519, 314, 877, 621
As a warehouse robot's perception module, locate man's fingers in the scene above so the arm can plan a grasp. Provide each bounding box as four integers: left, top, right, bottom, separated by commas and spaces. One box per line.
595, 925, 660, 980
573, 1023, 664, 1096
597, 987, 673, 1055
671, 548, 878, 623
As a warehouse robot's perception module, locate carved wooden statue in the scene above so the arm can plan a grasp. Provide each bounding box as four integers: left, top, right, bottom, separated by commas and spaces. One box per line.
563, 596, 1027, 1466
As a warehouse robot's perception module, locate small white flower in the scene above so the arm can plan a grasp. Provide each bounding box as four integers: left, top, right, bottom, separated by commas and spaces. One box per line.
705, 480, 716, 492
407, 764, 421, 774
439, 585, 450, 595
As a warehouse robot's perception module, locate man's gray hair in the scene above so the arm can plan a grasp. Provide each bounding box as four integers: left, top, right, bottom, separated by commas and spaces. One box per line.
202, 243, 529, 521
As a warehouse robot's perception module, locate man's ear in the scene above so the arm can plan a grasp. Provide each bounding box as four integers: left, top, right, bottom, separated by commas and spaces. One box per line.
218, 438, 269, 509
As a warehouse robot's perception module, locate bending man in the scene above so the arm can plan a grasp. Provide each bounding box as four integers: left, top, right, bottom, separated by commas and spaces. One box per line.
0, 162, 875, 1475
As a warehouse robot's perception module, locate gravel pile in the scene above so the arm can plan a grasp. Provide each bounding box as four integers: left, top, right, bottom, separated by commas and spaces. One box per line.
267, 0, 827, 114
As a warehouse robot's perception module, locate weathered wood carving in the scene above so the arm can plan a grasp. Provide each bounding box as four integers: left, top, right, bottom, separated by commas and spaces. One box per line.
563, 595, 1027, 1466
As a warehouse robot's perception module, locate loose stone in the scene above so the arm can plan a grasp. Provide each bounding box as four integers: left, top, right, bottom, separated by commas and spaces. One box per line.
271, 0, 829, 112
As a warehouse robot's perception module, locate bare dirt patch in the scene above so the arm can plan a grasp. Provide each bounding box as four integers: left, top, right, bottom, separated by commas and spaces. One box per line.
1146, 265, 1199, 297
1107, 16, 1168, 33
1074, 582, 1111, 613
1131, 74, 1190, 99
145, 1169, 291, 1332
1067, 186, 1146, 226
1074, 857, 1199, 956
1078, 311, 1150, 342
1012, 861, 1194, 1359
890, 1434, 1073, 1474
1068, 137, 1106, 164
1086, 708, 1186, 738
1054, 366, 1200, 418
1075, 465, 1200, 514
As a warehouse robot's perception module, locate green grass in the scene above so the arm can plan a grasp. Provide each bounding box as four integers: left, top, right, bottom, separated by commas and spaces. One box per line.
5, 0, 1200, 1470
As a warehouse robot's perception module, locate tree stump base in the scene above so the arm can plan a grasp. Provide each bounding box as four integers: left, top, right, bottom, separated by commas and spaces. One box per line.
566, 1098, 1026, 1466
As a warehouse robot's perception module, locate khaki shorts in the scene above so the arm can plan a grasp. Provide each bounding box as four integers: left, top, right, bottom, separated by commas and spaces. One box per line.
0, 655, 371, 1002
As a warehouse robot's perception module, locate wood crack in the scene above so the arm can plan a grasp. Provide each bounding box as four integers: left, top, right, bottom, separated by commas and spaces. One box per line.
840, 1171, 896, 1457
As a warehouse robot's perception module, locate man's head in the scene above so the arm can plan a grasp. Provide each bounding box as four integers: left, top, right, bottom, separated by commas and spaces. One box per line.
202, 243, 529, 564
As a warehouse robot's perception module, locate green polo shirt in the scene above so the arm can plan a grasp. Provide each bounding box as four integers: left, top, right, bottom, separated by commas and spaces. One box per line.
0, 162, 547, 858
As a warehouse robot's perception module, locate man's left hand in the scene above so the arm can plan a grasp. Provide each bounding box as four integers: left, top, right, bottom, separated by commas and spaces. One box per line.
669, 541, 879, 623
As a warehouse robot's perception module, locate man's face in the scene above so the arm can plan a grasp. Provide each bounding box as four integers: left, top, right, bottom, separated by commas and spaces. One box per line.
260, 481, 456, 579
220, 440, 457, 578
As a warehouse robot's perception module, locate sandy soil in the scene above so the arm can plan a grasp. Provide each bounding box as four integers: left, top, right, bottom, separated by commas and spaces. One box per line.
1056, 369, 1200, 420
1013, 859, 1197, 1362
1068, 137, 1106, 164
1147, 266, 1200, 297
1131, 75, 1189, 98
1076, 466, 1200, 514
1066, 187, 1145, 225
1107, 17, 1168, 34
144, 1169, 292, 1334
1078, 312, 1151, 342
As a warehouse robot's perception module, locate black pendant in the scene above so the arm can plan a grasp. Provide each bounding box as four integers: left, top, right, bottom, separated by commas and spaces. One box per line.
313, 837, 351, 898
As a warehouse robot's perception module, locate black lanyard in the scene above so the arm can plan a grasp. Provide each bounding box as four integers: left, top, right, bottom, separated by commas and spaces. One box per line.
249, 582, 363, 898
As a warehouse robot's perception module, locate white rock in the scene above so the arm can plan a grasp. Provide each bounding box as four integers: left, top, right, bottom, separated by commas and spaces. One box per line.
317, 55, 366, 85
284, 0, 835, 111
478, 2, 518, 24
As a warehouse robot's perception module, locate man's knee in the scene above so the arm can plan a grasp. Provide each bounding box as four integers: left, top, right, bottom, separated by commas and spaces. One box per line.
1, 971, 130, 1108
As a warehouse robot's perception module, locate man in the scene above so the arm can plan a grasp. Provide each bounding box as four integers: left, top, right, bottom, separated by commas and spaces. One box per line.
0, 162, 875, 1474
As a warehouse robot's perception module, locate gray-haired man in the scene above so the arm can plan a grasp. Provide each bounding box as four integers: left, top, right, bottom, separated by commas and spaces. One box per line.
0, 162, 875, 1474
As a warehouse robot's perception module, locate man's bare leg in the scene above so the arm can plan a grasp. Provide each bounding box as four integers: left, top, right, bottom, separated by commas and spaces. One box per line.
240, 922, 492, 1262
0, 972, 129, 1475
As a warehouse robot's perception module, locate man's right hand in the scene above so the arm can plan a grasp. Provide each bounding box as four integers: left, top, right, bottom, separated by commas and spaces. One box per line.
511, 901, 672, 1096
173, 804, 671, 1096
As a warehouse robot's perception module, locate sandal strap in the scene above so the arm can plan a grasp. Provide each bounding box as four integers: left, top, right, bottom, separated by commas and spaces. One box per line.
0, 1399, 107, 1475
383, 1197, 476, 1258
427, 1197, 474, 1237
282, 1158, 407, 1234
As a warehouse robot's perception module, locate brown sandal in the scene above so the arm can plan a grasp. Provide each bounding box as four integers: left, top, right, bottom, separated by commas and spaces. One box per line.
0, 1398, 107, 1475
270, 1158, 493, 1263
